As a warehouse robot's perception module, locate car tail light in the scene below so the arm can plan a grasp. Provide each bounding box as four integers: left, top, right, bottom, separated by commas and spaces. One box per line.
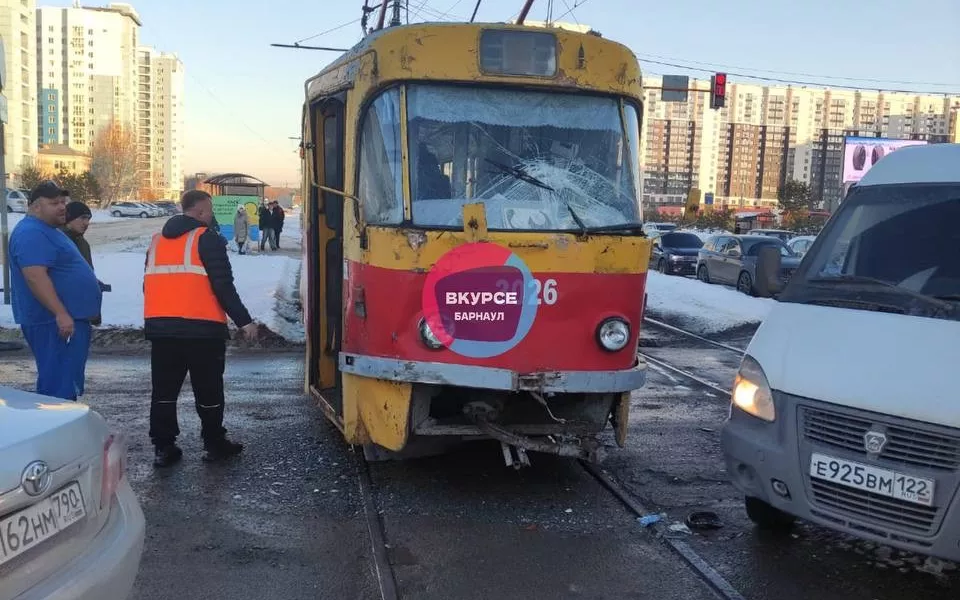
100, 432, 128, 511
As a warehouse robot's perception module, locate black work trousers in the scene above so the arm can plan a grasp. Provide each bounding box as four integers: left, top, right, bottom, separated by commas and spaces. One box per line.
149, 338, 228, 447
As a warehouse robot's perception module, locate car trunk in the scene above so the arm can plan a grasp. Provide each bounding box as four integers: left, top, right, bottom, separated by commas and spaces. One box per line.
0, 386, 111, 599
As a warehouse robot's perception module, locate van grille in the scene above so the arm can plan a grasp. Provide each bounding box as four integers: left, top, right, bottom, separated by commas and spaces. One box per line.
802, 407, 960, 472
810, 479, 938, 535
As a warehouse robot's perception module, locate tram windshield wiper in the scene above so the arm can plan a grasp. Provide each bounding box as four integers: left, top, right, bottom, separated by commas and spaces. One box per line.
808, 275, 956, 314
484, 158, 555, 192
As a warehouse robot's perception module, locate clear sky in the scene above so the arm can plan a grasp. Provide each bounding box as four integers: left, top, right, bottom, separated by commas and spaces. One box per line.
45, 0, 960, 185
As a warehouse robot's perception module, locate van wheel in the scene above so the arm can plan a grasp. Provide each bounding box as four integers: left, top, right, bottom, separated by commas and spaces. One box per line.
697, 264, 710, 283
657, 259, 667, 274
745, 497, 796, 531
737, 271, 754, 295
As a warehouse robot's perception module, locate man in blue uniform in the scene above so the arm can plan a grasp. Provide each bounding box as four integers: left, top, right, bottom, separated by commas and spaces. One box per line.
8, 181, 102, 400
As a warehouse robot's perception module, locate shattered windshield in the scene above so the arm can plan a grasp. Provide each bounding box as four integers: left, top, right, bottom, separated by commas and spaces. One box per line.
407, 85, 642, 231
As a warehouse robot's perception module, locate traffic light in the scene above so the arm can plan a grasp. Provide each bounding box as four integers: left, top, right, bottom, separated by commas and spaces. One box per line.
710, 72, 727, 109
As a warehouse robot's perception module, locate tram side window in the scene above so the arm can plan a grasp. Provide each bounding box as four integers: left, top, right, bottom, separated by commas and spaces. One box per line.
358, 88, 403, 224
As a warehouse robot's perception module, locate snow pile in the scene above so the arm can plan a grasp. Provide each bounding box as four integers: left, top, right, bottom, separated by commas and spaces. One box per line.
0, 250, 303, 341
644, 271, 774, 334
2, 209, 123, 235
676, 227, 733, 242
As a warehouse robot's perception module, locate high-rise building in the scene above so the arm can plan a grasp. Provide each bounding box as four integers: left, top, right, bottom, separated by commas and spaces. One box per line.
0, 0, 38, 186
36, 2, 141, 154
137, 47, 183, 199
639, 75, 960, 213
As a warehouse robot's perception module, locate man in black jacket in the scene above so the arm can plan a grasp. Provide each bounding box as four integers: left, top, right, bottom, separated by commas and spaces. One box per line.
144, 190, 259, 468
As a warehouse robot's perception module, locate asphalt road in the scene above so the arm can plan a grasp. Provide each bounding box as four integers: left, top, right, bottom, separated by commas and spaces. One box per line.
0, 326, 956, 599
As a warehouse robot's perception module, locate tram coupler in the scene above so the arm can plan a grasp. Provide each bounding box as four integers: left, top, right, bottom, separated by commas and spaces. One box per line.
500, 442, 532, 469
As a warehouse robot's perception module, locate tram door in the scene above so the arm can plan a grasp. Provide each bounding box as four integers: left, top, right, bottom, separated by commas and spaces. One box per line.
308, 95, 346, 418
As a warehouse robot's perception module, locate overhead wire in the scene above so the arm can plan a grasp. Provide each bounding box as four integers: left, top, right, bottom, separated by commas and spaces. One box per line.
634, 51, 960, 89
635, 55, 960, 95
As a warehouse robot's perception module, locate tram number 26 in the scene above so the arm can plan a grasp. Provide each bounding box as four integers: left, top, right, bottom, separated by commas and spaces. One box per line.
495, 278, 559, 306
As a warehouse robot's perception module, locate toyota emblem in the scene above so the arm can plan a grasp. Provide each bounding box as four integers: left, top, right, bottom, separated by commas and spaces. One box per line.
864, 431, 888, 455
21, 461, 52, 497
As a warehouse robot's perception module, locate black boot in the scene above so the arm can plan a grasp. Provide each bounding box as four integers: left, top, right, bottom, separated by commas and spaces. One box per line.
154, 444, 183, 468
202, 437, 244, 462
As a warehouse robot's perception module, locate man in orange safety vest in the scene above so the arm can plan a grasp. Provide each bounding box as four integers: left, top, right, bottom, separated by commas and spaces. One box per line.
143, 189, 259, 468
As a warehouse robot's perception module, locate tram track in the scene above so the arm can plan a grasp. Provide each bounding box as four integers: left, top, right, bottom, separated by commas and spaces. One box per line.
354, 316, 755, 600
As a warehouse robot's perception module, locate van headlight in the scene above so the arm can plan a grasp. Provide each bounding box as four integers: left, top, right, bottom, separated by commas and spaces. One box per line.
732, 355, 775, 422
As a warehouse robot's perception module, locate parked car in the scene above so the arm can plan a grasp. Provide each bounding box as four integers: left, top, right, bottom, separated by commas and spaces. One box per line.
786, 235, 817, 258
643, 222, 678, 237
4, 189, 29, 213
649, 231, 704, 276
750, 228, 795, 242
109, 202, 152, 218
0, 385, 145, 600
134, 202, 163, 217
696, 234, 802, 295
153, 200, 179, 215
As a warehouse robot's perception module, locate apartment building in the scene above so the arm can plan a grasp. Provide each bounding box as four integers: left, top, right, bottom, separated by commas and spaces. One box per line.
137, 46, 183, 199
0, 0, 37, 185
639, 75, 960, 212
36, 2, 140, 153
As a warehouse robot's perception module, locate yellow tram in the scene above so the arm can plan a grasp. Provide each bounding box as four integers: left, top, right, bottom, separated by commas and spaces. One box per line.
299, 18, 652, 465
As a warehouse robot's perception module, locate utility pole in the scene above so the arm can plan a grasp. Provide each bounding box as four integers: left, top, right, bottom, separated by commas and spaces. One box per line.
390, 0, 403, 26
0, 36, 9, 306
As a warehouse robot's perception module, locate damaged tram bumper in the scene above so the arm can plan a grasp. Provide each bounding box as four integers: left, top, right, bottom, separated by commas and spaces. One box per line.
340, 354, 647, 466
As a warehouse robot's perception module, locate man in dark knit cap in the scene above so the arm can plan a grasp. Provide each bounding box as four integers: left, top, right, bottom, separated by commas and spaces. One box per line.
62, 201, 109, 325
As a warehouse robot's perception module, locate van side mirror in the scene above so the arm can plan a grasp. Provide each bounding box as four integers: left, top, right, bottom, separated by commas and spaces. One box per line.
754, 246, 783, 298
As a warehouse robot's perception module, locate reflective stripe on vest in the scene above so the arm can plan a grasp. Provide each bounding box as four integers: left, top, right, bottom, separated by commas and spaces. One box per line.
143, 227, 227, 324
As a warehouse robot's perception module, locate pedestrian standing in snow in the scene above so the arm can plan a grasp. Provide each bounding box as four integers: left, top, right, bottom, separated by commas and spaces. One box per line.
8, 182, 101, 401
62, 201, 109, 326
233, 204, 250, 254
271, 201, 285, 249
144, 189, 260, 467
258, 200, 275, 252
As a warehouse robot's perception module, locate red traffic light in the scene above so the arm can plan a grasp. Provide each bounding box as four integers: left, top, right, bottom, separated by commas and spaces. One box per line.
710, 72, 727, 109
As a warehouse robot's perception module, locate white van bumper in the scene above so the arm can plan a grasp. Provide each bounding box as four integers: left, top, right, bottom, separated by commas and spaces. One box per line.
721, 392, 960, 563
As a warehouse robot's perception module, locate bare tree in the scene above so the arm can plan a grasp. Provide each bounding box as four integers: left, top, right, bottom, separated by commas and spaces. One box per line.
90, 121, 140, 207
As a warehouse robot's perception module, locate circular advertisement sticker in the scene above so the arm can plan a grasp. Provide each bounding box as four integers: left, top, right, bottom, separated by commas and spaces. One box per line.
422, 242, 539, 358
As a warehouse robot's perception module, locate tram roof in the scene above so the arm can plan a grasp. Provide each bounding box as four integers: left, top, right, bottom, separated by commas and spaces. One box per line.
305, 21, 644, 104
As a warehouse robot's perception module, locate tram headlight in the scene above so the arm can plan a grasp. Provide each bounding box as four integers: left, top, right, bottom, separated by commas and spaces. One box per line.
596, 318, 630, 352
418, 318, 444, 350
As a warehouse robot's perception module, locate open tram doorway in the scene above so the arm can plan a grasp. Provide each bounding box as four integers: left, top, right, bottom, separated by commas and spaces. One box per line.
305, 95, 346, 422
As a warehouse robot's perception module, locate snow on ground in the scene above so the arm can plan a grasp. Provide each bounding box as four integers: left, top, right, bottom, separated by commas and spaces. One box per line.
0, 249, 304, 341
645, 271, 774, 334
676, 227, 733, 241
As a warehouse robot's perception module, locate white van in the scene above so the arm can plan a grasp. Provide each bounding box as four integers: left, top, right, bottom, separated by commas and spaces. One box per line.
721, 143, 960, 562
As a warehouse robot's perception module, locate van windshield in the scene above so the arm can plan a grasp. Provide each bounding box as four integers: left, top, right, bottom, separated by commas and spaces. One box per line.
782, 183, 960, 321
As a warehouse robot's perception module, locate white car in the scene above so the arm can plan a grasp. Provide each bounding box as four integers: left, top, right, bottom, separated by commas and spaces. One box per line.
786, 234, 817, 258
5, 189, 29, 213
0, 386, 145, 600
109, 202, 152, 218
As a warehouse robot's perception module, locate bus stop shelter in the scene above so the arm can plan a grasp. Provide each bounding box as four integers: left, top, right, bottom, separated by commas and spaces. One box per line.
197, 173, 268, 242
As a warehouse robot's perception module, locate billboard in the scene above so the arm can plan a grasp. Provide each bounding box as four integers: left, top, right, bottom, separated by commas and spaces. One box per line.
212, 195, 262, 243
842, 136, 927, 184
